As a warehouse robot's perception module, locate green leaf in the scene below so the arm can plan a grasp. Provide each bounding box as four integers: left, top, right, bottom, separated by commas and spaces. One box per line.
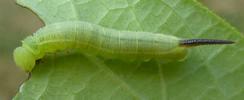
14, 0, 244, 100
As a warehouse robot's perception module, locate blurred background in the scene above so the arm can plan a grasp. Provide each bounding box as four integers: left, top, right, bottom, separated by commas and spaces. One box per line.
0, 0, 243, 99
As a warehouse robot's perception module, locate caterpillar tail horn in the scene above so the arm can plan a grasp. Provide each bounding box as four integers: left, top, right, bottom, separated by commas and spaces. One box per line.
179, 39, 235, 47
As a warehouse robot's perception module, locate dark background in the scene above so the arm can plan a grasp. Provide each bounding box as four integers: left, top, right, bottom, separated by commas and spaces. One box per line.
0, 0, 243, 99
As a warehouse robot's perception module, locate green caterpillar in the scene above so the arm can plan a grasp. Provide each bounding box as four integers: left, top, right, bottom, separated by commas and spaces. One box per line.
13, 21, 234, 72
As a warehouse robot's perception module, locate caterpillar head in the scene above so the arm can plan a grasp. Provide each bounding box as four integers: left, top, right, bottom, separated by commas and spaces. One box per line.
13, 47, 36, 72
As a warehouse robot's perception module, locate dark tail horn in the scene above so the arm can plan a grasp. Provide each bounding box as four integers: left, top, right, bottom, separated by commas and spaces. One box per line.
179, 39, 234, 47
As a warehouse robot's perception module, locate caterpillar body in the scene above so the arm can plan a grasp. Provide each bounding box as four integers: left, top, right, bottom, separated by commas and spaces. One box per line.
13, 21, 234, 72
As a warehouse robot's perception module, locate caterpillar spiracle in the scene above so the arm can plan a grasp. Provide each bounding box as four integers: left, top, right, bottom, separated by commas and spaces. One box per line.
13, 21, 234, 72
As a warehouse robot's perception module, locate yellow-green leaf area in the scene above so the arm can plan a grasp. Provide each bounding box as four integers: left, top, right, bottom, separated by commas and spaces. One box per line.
14, 0, 244, 100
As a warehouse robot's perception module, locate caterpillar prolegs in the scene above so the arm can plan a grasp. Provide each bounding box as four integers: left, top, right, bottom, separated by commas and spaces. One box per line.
13, 21, 234, 72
